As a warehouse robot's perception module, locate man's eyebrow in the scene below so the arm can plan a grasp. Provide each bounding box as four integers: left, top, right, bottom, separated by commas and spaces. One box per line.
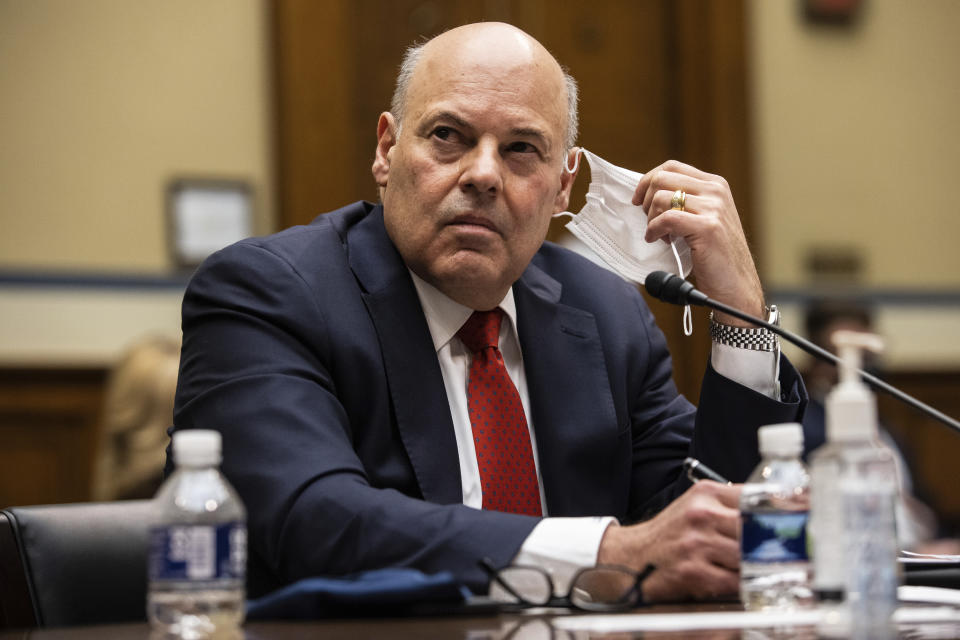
423, 110, 471, 130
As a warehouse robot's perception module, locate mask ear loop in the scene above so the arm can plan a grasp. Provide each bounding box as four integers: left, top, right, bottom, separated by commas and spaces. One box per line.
564, 147, 583, 174
552, 148, 585, 221
669, 238, 693, 337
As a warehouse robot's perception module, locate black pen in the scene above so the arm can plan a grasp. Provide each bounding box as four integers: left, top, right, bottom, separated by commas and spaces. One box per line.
683, 457, 732, 485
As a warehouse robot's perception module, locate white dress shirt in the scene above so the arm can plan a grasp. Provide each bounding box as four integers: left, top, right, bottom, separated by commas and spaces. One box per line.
409, 271, 778, 593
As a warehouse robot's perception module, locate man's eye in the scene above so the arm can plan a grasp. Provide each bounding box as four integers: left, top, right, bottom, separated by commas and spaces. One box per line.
432, 126, 455, 141
507, 141, 537, 154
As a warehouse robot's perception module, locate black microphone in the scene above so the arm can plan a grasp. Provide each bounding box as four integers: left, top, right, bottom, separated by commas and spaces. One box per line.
643, 271, 960, 435
644, 270, 710, 306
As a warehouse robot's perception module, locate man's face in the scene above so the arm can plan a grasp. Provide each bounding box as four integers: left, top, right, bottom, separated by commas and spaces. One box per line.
372, 27, 577, 309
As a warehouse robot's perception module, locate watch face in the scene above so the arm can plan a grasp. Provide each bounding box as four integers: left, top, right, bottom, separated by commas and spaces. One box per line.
767, 305, 781, 327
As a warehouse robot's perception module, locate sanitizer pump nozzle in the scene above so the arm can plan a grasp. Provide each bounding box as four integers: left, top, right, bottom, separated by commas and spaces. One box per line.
825, 330, 884, 443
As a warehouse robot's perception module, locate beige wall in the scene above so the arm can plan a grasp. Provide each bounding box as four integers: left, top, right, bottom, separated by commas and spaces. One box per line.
0, 0, 273, 365
0, 0, 274, 273
749, 0, 960, 371
0, 287, 184, 366
749, 0, 960, 288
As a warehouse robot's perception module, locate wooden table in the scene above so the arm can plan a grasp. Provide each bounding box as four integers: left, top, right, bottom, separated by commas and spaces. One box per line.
2, 602, 957, 639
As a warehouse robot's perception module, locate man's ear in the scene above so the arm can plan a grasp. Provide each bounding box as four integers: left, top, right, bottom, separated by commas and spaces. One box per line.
553, 147, 581, 213
372, 112, 397, 189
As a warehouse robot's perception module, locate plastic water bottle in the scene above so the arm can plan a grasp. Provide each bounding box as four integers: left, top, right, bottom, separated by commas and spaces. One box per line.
809, 331, 898, 639
739, 422, 812, 610
148, 430, 247, 638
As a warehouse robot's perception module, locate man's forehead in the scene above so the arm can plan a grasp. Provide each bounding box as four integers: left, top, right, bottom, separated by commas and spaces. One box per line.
410, 25, 563, 97
404, 30, 567, 140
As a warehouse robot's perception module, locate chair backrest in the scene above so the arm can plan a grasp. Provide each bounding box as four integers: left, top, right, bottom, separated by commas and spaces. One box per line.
0, 500, 153, 629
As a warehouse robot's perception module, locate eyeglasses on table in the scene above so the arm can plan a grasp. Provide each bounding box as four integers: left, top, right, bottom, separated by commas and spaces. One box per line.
479, 558, 656, 612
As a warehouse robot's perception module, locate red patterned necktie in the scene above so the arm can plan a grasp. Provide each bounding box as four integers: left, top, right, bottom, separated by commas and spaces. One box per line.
457, 309, 542, 516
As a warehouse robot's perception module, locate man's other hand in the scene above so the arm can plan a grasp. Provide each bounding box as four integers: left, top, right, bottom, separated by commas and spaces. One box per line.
597, 481, 742, 602
633, 160, 765, 326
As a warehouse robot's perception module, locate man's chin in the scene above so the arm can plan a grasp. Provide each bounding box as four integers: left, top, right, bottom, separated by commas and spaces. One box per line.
425, 253, 516, 307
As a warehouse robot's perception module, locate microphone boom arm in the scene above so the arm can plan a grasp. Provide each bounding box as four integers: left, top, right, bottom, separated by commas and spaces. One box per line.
706, 296, 960, 435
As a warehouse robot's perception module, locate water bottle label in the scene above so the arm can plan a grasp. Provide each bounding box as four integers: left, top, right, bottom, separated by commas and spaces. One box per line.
741, 511, 809, 563
149, 522, 246, 581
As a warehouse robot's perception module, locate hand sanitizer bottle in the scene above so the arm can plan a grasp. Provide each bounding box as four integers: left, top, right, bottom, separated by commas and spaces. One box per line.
808, 331, 899, 638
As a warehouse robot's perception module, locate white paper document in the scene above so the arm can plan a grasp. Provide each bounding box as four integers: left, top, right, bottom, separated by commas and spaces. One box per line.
552, 594, 960, 634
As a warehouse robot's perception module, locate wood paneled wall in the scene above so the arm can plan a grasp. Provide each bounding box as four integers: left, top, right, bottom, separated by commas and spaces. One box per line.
0, 368, 106, 508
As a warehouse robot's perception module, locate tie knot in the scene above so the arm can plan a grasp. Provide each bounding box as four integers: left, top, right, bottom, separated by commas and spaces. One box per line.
457, 309, 503, 354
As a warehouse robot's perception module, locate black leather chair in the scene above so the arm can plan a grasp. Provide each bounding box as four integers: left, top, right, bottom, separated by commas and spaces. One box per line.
0, 500, 153, 629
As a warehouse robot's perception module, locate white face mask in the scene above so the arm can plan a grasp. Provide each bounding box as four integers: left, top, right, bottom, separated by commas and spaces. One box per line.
554, 148, 694, 335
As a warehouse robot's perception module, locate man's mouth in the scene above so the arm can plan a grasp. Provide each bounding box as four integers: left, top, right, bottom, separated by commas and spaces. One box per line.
448, 214, 498, 234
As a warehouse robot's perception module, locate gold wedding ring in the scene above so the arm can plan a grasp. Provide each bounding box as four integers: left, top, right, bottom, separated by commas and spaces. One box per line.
670, 190, 686, 211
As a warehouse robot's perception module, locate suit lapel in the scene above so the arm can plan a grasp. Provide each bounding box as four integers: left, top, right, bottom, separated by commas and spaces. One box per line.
346, 206, 462, 505
342, 205, 620, 513
515, 263, 621, 516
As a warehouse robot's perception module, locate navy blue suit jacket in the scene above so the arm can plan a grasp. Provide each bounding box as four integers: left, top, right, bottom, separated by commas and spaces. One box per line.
173, 201, 806, 596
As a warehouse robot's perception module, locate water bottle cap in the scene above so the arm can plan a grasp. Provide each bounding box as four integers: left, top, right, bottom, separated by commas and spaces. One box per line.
758, 422, 804, 456
173, 429, 222, 467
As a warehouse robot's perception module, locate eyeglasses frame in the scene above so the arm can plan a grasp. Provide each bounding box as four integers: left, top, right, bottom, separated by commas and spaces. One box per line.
478, 557, 656, 612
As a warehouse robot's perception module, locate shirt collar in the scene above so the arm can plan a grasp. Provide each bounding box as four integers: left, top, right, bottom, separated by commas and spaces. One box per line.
409, 270, 518, 353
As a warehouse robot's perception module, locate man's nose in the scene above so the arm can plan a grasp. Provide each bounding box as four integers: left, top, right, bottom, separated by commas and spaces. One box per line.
459, 139, 502, 195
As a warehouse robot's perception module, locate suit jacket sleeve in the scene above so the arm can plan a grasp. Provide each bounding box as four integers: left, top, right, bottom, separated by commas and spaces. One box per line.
620, 282, 806, 521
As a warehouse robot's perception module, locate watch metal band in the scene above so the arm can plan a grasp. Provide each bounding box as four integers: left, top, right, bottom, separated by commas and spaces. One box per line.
709, 310, 778, 352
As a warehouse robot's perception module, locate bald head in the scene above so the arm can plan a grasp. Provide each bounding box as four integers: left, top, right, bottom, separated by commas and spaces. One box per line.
390, 23, 579, 150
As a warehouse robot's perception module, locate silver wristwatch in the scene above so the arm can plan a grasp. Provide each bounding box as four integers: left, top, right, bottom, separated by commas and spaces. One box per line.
709, 305, 780, 352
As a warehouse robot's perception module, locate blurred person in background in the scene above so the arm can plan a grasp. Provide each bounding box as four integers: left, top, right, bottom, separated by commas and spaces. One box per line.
92, 335, 180, 501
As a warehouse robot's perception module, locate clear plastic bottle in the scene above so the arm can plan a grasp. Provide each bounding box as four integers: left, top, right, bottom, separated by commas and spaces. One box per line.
809, 331, 898, 639
811, 441, 898, 639
740, 422, 812, 610
148, 430, 247, 639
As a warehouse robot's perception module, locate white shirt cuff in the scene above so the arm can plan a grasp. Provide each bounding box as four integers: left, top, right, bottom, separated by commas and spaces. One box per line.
489, 516, 617, 599
711, 341, 779, 399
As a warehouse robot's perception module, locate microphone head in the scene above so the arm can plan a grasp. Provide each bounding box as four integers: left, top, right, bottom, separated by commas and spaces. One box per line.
644, 270, 707, 306
645, 270, 688, 304
644, 271, 673, 300
662, 274, 693, 305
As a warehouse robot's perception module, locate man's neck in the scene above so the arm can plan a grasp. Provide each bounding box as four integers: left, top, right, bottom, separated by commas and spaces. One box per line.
407, 268, 511, 312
